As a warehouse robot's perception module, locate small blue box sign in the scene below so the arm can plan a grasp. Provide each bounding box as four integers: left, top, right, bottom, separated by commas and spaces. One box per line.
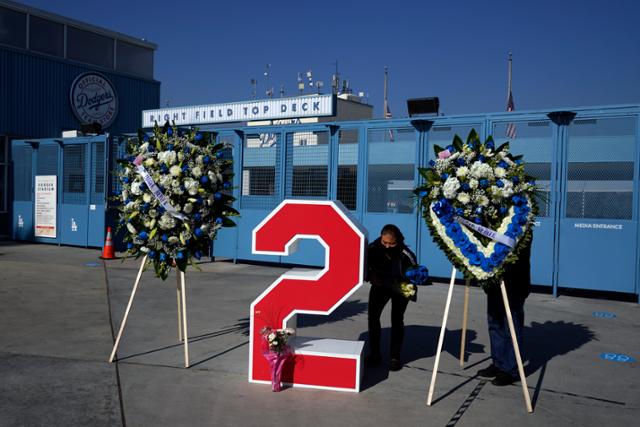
84, 262, 100, 267
600, 353, 636, 363
592, 311, 616, 319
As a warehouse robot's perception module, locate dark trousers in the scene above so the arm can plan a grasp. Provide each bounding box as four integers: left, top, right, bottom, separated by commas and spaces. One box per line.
368, 285, 409, 360
487, 290, 525, 377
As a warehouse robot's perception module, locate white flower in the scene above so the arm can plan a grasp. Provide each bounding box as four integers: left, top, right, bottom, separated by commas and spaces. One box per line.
457, 192, 470, 205
268, 332, 276, 341
126, 223, 137, 234
191, 166, 202, 178
183, 203, 193, 214
469, 179, 479, 189
456, 166, 469, 178
442, 177, 461, 199
477, 195, 489, 206
169, 165, 182, 177
149, 209, 158, 218
178, 151, 185, 162
429, 187, 440, 198
143, 193, 152, 203
158, 213, 176, 230
158, 150, 177, 165
168, 236, 179, 244
494, 167, 506, 178
130, 181, 142, 195
196, 155, 204, 165
144, 158, 155, 167
121, 190, 129, 202
139, 142, 149, 153
470, 161, 494, 179
435, 158, 451, 174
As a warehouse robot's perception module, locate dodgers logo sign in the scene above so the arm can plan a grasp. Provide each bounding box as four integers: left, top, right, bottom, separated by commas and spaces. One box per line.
70, 72, 118, 129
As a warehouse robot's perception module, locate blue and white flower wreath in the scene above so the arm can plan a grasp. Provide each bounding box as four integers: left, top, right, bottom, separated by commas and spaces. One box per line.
414, 130, 539, 281
115, 122, 238, 280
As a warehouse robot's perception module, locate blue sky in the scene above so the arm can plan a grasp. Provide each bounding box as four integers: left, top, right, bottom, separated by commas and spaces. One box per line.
17, 0, 640, 117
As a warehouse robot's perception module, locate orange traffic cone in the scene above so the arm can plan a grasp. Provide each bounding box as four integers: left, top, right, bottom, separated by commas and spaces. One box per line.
101, 227, 116, 259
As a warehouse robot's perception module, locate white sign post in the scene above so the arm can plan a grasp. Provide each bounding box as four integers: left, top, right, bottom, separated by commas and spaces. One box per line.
34, 175, 57, 238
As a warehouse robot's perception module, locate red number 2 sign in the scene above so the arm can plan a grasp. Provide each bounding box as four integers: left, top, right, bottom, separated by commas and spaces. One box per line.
249, 200, 367, 392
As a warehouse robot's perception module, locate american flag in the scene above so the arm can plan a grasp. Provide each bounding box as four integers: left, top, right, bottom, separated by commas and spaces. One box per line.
506, 91, 516, 139
385, 103, 395, 141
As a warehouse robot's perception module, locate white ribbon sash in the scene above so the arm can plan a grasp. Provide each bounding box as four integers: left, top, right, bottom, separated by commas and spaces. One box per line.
134, 156, 186, 221
456, 216, 516, 248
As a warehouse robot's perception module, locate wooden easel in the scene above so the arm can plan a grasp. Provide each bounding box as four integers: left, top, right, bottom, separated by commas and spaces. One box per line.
426, 267, 532, 413
108, 255, 190, 368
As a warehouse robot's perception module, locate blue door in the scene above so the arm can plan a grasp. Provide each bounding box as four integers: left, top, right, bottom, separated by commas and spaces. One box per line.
11, 142, 34, 241
363, 125, 419, 257
212, 131, 240, 259
60, 142, 89, 247
492, 118, 556, 289
87, 137, 106, 247
557, 115, 639, 293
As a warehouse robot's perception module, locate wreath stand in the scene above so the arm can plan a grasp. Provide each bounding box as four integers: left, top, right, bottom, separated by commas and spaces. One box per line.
108, 255, 191, 368
426, 267, 532, 413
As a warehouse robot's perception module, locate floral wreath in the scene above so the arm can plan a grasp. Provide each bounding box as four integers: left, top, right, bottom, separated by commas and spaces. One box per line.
115, 122, 238, 279
414, 130, 538, 283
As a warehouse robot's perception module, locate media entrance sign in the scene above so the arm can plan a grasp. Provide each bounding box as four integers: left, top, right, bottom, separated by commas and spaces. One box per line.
142, 94, 336, 127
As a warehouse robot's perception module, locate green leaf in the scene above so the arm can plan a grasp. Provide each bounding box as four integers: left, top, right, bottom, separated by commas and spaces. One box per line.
466, 129, 479, 145
433, 144, 445, 155
452, 135, 464, 151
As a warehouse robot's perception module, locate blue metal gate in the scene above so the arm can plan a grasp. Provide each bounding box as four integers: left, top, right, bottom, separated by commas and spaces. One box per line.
12, 136, 107, 247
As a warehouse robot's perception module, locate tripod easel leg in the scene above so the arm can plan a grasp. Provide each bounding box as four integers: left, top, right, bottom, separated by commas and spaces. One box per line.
176, 271, 183, 342
179, 269, 190, 368
109, 255, 148, 363
427, 267, 457, 406
459, 279, 470, 367
500, 281, 533, 413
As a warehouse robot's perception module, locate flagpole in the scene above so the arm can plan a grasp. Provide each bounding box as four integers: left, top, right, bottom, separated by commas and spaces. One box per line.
383, 66, 389, 119
507, 52, 513, 104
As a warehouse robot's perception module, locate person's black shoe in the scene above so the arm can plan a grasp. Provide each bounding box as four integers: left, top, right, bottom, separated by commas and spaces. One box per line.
491, 371, 518, 386
477, 364, 501, 378
389, 358, 402, 371
365, 354, 382, 366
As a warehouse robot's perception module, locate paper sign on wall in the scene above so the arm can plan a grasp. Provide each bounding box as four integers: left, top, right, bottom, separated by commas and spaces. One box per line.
35, 175, 57, 238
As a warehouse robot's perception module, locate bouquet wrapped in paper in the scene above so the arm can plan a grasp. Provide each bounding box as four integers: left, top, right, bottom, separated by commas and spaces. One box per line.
260, 327, 295, 392
395, 265, 430, 301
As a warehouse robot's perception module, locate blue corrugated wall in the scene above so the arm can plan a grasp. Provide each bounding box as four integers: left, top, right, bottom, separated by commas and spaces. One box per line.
0, 45, 160, 138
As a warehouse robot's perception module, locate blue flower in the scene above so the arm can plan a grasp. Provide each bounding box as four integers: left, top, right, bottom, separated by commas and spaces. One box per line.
148, 250, 156, 259
455, 158, 466, 166
167, 143, 174, 151
158, 206, 166, 214
167, 127, 173, 136
194, 213, 202, 221
499, 206, 508, 215
461, 182, 470, 191
512, 176, 520, 184
183, 146, 190, 154
159, 253, 167, 262
195, 196, 204, 205
160, 165, 169, 174
486, 140, 495, 150
128, 156, 136, 163
194, 228, 203, 238
469, 252, 483, 266
141, 203, 150, 212
480, 258, 492, 272
203, 155, 211, 164
498, 160, 509, 169
143, 134, 149, 142
496, 180, 504, 188
126, 242, 133, 250
214, 192, 222, 200
478, 155, 486, 163
475, 207, 483, 215
515, 159, 523, 165
215, 217, 223, 225
446, 145, 455, 153
161, 234, 168, 242
195, 132, 203, 141
122, 177, 130, 184
428, 160, 436, 167
440, 173, 449, 180
456, 208, 464, 216
223, 182, 231, 189
473, 217, 482, 224
479, 179, 489, 188
200, 175, 209, 184
176, 251, 185, 260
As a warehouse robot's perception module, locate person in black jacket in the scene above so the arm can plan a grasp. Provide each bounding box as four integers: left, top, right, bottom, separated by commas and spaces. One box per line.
477, 237, 532, 386
365, 224, 417, 371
